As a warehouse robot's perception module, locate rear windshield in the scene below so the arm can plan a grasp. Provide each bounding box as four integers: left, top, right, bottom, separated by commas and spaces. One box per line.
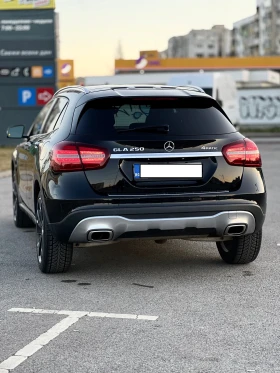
76, 97, 235, 138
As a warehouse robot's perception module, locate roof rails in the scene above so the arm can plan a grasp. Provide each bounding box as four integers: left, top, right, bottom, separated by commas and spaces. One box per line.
176, 85, 205, 93
58, 84, 206, 95
54, 85, 89, 96
100, 84, 205, 93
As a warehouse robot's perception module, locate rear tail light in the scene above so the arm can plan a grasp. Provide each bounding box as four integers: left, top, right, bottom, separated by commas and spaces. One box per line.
50, 142, 110, 172
222, 139, 262, 167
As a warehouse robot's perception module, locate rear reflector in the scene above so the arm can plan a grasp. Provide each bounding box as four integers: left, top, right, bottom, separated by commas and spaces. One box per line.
50, 142, 110, 172
222, 139, 262, 167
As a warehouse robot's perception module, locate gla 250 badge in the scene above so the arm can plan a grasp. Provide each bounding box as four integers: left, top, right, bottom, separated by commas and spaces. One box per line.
113, 147, 145, 152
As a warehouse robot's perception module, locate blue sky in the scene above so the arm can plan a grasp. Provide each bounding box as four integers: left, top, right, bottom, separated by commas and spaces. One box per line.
55, 0, 256, 76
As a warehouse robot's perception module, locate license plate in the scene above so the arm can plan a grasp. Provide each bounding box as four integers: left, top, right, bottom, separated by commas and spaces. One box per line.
133, 164, 202, 179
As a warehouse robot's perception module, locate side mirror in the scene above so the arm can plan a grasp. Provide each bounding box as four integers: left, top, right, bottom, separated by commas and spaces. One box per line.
7, 125, 25, 139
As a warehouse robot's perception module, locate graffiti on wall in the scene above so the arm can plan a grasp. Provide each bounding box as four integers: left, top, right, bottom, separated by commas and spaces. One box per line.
240, 96, 280, 120
238, 89, 280, 125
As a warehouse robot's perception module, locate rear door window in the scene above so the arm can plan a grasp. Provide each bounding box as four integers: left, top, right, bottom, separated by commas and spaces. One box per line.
41, 97, 69, 134
28, 100, 54, 136
76, 97, 235, 139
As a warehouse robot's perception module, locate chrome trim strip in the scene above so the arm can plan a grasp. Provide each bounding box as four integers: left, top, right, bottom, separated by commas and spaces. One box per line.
69, 211, 255, 243
108, 191, 230, 197
110, 152, 222, 159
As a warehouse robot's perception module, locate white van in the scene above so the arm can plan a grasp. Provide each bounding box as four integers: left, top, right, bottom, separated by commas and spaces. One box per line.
168, 72, 240, 129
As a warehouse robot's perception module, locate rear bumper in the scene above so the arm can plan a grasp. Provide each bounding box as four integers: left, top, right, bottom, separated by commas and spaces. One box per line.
68, 211, 255, 243
48, 200, 265, 243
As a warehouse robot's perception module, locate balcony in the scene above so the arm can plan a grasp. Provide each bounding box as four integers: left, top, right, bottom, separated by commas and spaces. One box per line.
249, 38, 260, 46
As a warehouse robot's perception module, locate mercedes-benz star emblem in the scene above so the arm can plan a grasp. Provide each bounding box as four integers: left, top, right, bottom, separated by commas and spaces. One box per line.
164, 141, 175, 152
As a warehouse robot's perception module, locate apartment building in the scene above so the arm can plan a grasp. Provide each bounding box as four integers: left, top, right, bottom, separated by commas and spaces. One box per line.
161, 25, 232, 59
233, 0, 280, 56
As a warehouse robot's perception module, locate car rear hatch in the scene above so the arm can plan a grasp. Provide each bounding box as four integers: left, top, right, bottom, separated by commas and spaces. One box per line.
73, 92, 243, 197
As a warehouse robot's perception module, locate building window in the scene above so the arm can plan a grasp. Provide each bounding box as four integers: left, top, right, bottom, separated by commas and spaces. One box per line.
196, 44, 203, 48
196, 53, 204, 57
208, 54, 216, 57
208, 44, 214, 49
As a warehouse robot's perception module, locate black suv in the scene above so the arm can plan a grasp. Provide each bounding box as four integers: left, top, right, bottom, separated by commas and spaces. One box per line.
7, 85, 266, 273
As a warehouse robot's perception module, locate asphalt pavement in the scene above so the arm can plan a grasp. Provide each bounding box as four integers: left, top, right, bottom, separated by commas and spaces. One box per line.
0, 141, 280, 373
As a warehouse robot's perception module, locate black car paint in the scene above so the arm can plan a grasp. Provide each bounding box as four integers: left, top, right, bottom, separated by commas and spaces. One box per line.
11, 87, 266, 243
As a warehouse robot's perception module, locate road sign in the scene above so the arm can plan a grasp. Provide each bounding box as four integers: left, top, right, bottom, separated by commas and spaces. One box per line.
0, 66, 54, 79
31, 66, 43, 78
10, 67, 20, 77
0, 67, 21, 77
0, 68, 11, 77
43, 66, 54, 78
18, 88, 36, 106
0, 67, 27, 77
22, 67, 31, 77
37, 87, 54, 105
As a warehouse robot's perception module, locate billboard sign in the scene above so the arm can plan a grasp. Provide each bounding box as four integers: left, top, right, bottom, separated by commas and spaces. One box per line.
0, 0, 55, 10
57, 59, 74, 81
116, 51, 280, 73
0, 39, 55, 59
0, 6, 56, 145
0, 10, 55, 38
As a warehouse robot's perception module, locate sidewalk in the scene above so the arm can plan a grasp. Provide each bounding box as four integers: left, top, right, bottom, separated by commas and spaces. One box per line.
0, 170, 11, 179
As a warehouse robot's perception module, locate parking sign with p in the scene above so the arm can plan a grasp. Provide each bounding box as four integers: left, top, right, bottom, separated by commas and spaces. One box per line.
18, 88, 36, 106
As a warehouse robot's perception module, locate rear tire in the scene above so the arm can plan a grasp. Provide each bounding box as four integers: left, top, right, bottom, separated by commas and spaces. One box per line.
12, 169, 34, 228
217, 230, 262, 264
36, 193, 73, 273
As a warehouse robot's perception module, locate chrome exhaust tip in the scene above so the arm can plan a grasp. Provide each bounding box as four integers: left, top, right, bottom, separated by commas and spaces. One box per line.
87, 230, 114, 242
224, 224, 247, 236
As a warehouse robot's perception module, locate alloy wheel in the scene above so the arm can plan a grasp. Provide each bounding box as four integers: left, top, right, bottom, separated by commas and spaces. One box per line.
36, 197, 44, 264
12, 172, 18, 222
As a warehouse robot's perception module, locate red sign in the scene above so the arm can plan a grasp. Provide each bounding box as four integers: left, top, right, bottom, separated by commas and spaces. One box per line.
37, 88, 54, 105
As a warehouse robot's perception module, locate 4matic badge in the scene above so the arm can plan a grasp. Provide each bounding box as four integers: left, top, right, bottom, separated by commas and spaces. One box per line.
201, 146, 218, 150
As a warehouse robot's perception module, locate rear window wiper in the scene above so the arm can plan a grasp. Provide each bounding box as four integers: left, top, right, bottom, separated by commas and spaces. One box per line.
117, 125, 169, 133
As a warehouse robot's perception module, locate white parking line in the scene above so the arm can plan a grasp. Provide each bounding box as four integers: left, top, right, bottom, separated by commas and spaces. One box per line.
0, 308, 159, 372
277, 243, 280, 246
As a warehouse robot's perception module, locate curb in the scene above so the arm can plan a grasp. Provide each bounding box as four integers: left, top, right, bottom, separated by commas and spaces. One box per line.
0, 170, 11, 179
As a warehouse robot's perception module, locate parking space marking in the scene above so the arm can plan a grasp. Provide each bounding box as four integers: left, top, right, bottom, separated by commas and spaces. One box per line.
9, 308, 158, 320
0, 308, 158, 372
